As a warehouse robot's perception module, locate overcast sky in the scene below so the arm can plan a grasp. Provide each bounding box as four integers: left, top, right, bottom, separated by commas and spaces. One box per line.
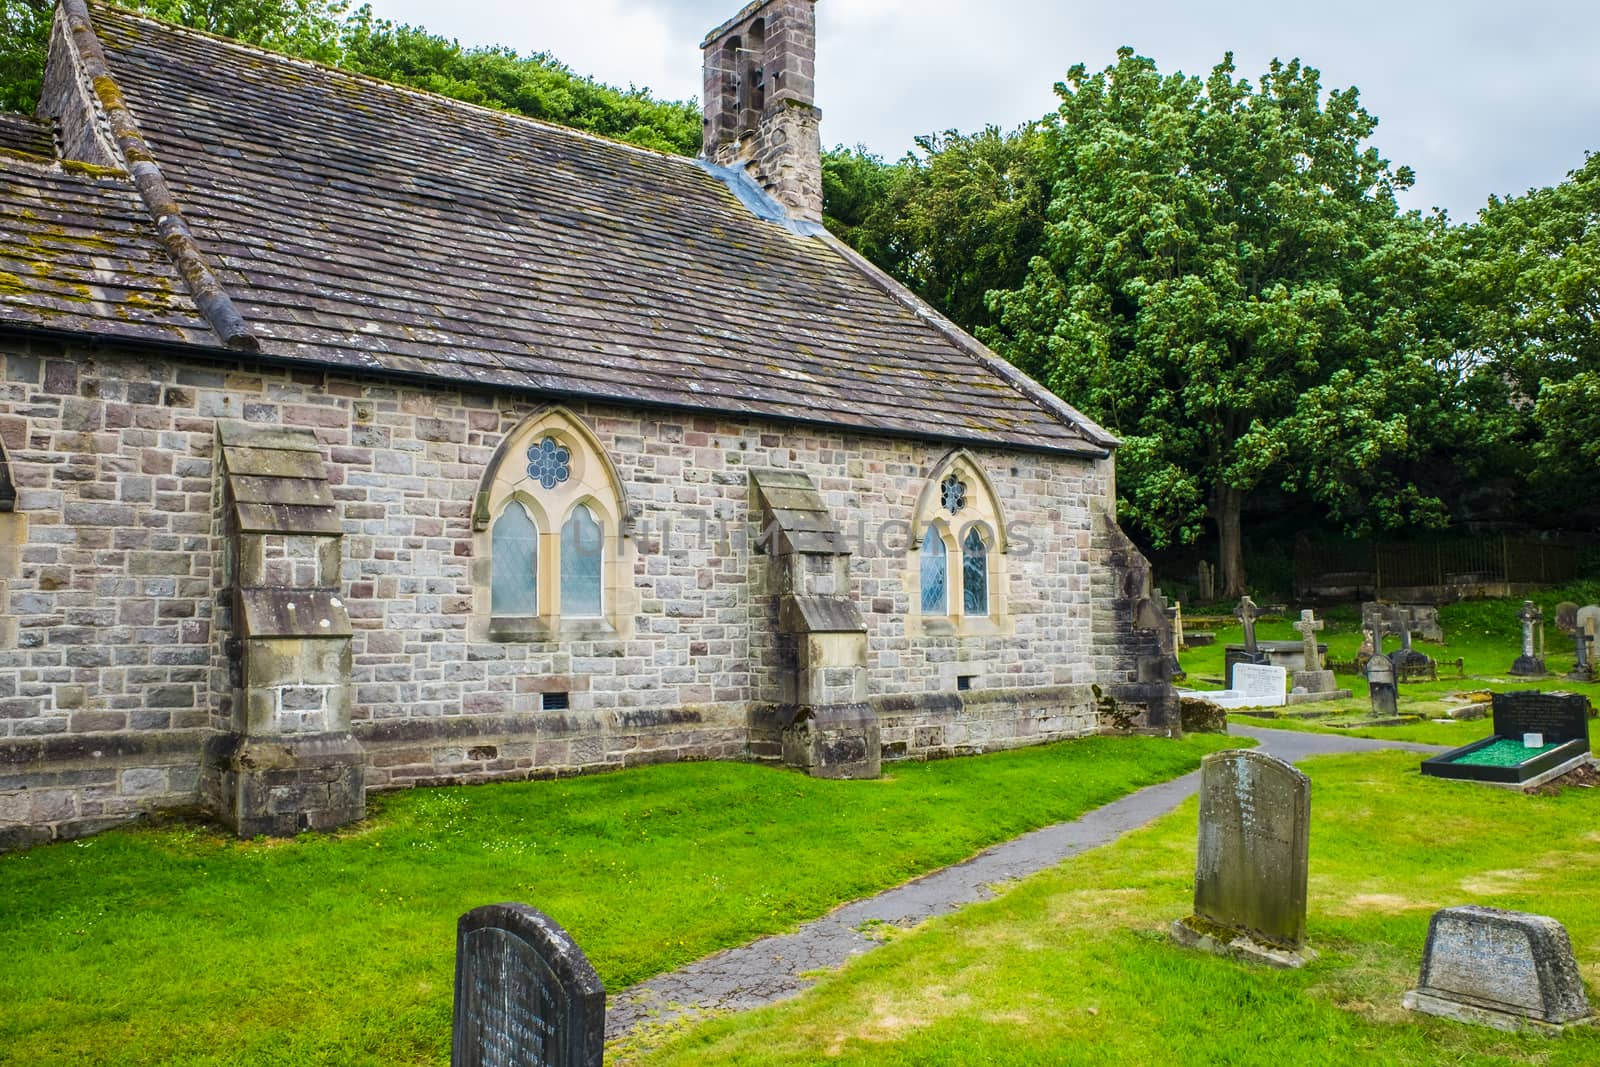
369, 0, 1598, 222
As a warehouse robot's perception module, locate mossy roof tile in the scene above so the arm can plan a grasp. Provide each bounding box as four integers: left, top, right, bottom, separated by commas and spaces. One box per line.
0, 4, 1111, 455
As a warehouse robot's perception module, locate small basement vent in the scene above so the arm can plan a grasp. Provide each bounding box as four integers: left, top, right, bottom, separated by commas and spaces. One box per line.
957, 675, 974, 692
542, 691, 570, 711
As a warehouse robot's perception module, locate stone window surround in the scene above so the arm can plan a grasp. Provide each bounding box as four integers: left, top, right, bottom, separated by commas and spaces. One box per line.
472, 407, 638, 642
907, 450, 1010, 638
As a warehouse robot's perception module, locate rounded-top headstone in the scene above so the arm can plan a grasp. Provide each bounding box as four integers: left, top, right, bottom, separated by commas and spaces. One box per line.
452, 903, 606, 1067
1556, 602, 1580, 635
1193, 749, 1312, 950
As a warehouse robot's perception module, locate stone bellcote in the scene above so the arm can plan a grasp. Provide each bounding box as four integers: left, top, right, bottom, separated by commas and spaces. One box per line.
701, 0, 823, 223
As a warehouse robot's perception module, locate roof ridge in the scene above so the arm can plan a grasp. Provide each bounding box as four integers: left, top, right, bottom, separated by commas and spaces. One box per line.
64, 0, 257, 351
93, 3, 707, 172
816, 232, 1119, 453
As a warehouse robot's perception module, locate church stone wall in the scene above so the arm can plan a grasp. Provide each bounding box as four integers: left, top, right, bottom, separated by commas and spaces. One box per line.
0, 337, 1136, 848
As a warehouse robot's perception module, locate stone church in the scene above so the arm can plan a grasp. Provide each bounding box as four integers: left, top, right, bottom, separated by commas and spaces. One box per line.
0, 0, 1176, 849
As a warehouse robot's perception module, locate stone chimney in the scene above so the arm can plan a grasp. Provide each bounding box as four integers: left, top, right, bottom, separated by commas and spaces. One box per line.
701, 0, 823, 224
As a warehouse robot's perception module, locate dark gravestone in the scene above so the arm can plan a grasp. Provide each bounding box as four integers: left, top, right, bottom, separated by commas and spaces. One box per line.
1367, 654, 1399, 717
1403, 906, 1596, 1034
1421, 691, 1594, 788
1172, 750, 1313, 967
1492, 690, 1589, 745
452, 903, 605, 1067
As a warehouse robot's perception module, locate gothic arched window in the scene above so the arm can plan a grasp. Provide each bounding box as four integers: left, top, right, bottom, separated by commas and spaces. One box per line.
491, 502, 539, 616
962, 527, 990, 616
919, 525, 948, 614
560, 504, 604, 618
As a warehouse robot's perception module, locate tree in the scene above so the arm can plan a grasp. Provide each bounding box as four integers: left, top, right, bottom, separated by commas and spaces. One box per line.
822, 127, 1048, 334
1457, 152, 1600, 492
984, 50, 1452, 595
0, 0, 51, 114
0, 0, 700, 156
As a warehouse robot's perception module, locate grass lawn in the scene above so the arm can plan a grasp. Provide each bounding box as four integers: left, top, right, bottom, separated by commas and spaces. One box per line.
1180, 589, 1600, 747
0, 733, 1235, 1067
624, 749, 1600, 1065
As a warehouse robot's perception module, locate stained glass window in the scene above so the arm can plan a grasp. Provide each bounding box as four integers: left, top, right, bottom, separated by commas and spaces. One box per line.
941, 473, 966, 514
962, 527, 989, 615
491, 503, 537, 616
919, 525, 947, 614
527, 436, 572, 490
561, 504, 603, 617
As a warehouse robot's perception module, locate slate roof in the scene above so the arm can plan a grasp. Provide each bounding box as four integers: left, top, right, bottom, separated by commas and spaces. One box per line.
0, 3, 1114, 455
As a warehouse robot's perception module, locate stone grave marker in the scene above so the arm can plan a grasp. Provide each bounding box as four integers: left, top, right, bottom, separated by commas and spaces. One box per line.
1235, 595, 1261, 653
1172, 750, 1313, 967
1367, 653, 1398, 717
1510, 600, 1547, 677
1421, 691, 1593, 789
1572, 605, 1600, 683
1197, 560, 1215, 602
452, 903, 606, 1067
1403, 906, 1595, 1034
1556, 602, 1579, 636
1285, 609, 1349, 703
1232, 663, 1288, 708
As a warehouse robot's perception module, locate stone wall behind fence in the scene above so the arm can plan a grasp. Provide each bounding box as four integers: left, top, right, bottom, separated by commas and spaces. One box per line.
0, 335, 1164, 847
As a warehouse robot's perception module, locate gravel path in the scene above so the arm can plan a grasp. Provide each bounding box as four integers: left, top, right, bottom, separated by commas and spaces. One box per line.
605, 725, 1448, 1041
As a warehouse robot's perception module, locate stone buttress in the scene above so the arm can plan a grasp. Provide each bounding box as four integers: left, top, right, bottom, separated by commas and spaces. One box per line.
750, 470, 879, 778
205, 421, 365, 835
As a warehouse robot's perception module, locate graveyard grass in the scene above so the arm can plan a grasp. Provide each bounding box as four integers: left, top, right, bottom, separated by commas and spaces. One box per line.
623, 748, 1600, 1066
0, 733, 1236, 1067
1178, 588, 1600, 747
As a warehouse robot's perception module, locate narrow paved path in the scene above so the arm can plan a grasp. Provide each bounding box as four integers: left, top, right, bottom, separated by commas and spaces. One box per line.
605, 726, 1448, 1041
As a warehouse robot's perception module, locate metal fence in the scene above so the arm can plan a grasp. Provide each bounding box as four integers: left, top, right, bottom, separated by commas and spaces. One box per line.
1295, 536, 1580, 599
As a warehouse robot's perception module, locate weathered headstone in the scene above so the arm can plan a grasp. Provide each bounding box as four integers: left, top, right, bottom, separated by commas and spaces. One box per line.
1171, 600, 1186, 650
1235, 595, 1261, 654
1510, 601, 1547, 677
1197, 561, 1215, 602
1403, 906, 1595, 1034
1172, 750, 1313, 967
1572, 605, 1600, 683
1287, 609, 1347, 702
452, 903, 606, 1067
1367, 653, 1399, 717
1292, 609, 1324, 671
1556, 602, 1580, 636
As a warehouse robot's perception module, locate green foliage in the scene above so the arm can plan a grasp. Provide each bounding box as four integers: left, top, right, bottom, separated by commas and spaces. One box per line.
0, 0, 700, 156
338, 8, 700, 154
0, 735, 1229, 1065
0, 0, 50, 114
1456, 152, 1600, 494
981, 51, 1459, 591
822, 126, 1048, 332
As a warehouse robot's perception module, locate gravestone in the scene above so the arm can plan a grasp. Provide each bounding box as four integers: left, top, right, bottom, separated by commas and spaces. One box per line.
1367, 653, 1398, 717
1172, 750, 1313, 967
1556, 602, 1579, 637
1171, 600, 1186, 650
1421, 691, 1594, 789
1197, 561, 1215, 602
1286, 609, 1348, 703
1232, 663, 1288, 707
1571, 605, 1600, 683
452, 903, 606, 1067
1510, 601, 1547, 677
1235, 596, 1261, 653
1387, 606, 1434, 673
1403, 906, 1595, 1034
